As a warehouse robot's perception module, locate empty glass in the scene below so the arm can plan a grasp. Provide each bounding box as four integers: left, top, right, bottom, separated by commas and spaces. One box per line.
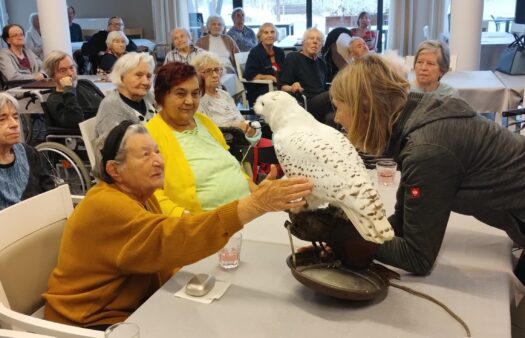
105, 322, 140, 338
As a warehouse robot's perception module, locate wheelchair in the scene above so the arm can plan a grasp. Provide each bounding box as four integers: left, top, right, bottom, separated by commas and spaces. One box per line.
15, 90, 93, 196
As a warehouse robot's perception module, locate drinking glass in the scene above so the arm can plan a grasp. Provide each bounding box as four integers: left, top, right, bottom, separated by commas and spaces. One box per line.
218, 232, 242, 269
105, 322, 140, 338
376, 160, 397, 187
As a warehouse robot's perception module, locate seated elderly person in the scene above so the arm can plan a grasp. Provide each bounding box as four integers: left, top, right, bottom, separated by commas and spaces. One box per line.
98, 30, 128, 74
349, 11, 377, 52
191, 52, 260, 144
196, 14, 239, 74
0, 92, 54, 210
164, 27, 203, 65
336, 34, 369, 64
410, 40, 458, 97
43, 120, 311, 329
0, 23, 44, 81
25, 13, 43, 60
81, 16, 137, 72
226, 7, 257, 52
95, 52, 156, 137
147, 61, 259, 216
43, 50, 103, 128
279, 27, 332, 123
244, 22, 285, 106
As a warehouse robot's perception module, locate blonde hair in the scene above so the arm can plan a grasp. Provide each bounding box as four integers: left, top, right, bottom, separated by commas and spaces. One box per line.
256, 22, 277, 42
330, 54, 410, 155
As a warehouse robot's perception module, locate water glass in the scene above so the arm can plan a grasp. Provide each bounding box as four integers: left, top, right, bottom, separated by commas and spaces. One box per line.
218, 232, 242, 269
376, 160, 397, 187
105, 322, 140, 338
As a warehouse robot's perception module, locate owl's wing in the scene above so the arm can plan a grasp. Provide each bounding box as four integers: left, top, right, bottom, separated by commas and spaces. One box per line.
273, 127, 392, 244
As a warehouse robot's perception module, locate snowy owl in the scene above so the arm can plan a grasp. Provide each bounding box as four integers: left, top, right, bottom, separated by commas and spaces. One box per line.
254, 91, 393, 244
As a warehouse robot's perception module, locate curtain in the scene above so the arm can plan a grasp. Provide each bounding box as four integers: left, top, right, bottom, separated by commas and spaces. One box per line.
387, 0, 448, 56
151, 0, 189, 44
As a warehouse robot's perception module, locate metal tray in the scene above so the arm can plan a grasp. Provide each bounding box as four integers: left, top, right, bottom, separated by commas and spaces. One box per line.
286, 250, 389, 301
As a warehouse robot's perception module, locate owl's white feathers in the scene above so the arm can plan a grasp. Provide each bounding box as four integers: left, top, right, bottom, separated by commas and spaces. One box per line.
254, 91, 393, 244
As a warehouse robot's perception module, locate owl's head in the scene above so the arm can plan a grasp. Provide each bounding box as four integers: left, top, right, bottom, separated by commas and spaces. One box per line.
254, 91, 310, 130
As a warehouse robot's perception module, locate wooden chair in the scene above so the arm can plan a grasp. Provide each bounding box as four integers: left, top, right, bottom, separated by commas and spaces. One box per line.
81, 29, 99, 41
0, 185, 103, 338
124, 27, 143, 39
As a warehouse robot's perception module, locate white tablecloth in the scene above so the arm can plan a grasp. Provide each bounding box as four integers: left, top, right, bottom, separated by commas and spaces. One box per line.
494, 71, 525, 109
127, 174, 515, 338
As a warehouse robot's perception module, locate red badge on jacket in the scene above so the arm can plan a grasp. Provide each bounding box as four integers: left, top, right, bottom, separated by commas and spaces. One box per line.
409, 186, 421, 198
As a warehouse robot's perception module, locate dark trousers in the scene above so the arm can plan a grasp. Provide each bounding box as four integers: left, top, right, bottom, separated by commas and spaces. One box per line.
307, 91, 334, 125
516, 249, 525, 286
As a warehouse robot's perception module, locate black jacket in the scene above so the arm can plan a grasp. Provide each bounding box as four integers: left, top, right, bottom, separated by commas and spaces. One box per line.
376, 92, 525, 274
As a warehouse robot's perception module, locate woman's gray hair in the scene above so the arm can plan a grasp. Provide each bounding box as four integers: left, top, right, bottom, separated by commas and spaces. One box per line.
93, 123, 149, 183
256, 22, 277, 42
109, 52, 155, 87
43, 50, 75, 78
106, 30, 129, 48
206, 15, 225, 29
414, 40, 451, 76
190, 51, 223, 71
302, 27, 324, 45
0, 92, 19, 111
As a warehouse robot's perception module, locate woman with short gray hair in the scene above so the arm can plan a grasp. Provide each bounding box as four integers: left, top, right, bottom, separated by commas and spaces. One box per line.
98, 31, 129, 74
0, 92, 54, 210
195, 14, 239, 73
95, 52, 156, 137
410, 40, 458, 97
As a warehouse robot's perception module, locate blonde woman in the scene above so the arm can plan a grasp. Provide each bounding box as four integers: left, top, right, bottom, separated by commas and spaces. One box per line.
330, 54, 525, 284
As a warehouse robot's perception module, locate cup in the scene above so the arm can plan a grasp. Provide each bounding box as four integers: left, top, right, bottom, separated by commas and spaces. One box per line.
376, 160, 397, 187
218, 232, 242, 269
105, 322, 140, 338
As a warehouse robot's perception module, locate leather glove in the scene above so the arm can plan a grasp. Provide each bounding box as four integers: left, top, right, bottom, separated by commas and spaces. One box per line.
288, 205, 379, 269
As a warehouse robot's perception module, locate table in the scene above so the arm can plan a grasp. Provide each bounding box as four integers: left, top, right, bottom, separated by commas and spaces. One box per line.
409, 70, 509, 115
128, 179, 515, 338
494, 71, 525, 109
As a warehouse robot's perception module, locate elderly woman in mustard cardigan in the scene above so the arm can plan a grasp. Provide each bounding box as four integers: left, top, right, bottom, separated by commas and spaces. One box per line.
146, 61, 253, 216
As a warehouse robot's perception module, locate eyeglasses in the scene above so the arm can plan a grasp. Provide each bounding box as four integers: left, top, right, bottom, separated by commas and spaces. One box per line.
9, 32, 24, 38
201, 67, 223, 75
110, 22, 124, 27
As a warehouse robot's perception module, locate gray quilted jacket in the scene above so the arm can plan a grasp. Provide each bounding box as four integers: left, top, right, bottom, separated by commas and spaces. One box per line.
376, 92, 525, 274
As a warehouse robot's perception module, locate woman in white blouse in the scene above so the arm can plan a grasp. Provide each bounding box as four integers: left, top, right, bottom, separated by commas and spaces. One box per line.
195, 15, 239, 74
191, 51, 260, 145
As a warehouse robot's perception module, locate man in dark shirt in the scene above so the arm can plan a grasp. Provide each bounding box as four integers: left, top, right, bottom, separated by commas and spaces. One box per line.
81, 16, 137, 72
68, 6, 83, 42
279, 28, 332, 124
43, 51, 103, 128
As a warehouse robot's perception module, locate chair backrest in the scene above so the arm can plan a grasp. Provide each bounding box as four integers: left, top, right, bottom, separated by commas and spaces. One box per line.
124, 27, 143, 39
0, 303, 103, 338
234, 52, 250, 81
405, 55, 415, 71
0, 185, 73, 316
0, 328, 55, 337
78, 117, 97, 169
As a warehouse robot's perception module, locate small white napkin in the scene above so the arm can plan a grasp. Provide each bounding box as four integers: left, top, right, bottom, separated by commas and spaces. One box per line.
174, 280, 231, 304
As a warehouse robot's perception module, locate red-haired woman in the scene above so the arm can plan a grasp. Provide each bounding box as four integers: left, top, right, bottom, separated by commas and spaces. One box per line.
146, 61, 256, 217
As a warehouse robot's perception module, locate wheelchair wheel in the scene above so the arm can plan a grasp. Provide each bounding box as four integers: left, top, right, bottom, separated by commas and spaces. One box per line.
36, 142, 92, 195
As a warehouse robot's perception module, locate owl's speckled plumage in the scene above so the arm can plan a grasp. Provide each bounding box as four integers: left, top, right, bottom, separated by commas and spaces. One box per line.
254, 91, 393, 244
